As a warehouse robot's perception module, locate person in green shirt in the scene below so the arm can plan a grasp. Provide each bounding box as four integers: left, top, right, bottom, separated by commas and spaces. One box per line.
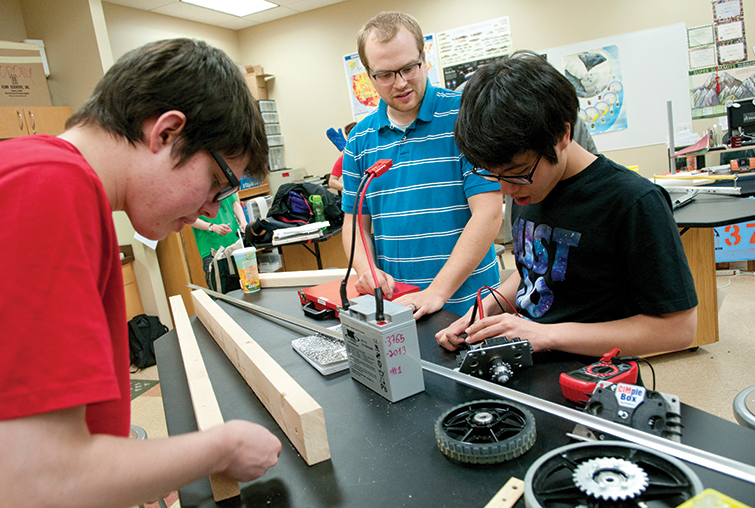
191, 193, 248, 291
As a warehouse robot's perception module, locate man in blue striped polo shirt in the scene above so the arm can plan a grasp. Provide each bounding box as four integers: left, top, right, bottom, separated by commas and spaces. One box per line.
342, 11, 503, 318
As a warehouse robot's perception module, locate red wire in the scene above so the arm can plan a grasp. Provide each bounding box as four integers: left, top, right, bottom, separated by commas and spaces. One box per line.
358, 173, 381, 290
476, 286, 521, 318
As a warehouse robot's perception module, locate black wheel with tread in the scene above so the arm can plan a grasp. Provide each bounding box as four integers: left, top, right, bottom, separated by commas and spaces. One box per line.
435, 399, 536, 465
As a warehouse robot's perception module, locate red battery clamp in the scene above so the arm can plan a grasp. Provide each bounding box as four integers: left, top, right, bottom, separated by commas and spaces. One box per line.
559, 348, 639, 404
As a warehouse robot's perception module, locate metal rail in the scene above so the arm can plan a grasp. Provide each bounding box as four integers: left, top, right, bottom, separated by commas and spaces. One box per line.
421, 360, 755, 485
186, 284, 343, 341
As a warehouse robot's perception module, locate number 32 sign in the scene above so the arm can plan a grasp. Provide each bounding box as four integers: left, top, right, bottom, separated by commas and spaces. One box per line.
715, 221, 755, 262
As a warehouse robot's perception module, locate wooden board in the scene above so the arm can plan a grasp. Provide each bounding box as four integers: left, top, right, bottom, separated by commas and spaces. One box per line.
169, 295, 239, 501
679, 227, 719, 349
260, 268, 348, 288
484, 477, 524, 508
191, 290, 330, 465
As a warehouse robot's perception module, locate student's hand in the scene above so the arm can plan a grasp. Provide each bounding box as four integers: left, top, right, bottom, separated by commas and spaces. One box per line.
355, 269, 395, 299
213, 224, 232, 235
394, 290, 446, 320
435, 311, 473, 351
215, 420, 281, 482
463, 313, 551, 353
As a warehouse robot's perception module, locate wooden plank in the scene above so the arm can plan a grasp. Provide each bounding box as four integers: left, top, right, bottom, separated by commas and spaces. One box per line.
191, 290, 330, 465
169, 295, 239, 501
156, 231, 196, 316
260, 268, 347, 288
484, 477, 524, 508
679, 227, 718, 348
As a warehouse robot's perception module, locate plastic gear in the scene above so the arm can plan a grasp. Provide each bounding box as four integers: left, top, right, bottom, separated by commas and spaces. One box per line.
572, 457, 649, 501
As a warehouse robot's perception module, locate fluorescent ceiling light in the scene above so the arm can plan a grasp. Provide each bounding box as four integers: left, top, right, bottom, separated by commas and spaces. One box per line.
181, 0, 278, 17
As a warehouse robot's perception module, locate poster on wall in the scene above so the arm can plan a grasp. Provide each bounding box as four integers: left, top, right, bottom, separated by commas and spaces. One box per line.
689, 60, 755, 119
442, 56, 503, 91
343, 34, 440, 120
436, 17, 512, 69
561, 45, 627, 135
712, 0, 747, 64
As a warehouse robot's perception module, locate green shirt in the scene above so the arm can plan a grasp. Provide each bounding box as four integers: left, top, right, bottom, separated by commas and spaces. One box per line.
192, 194, 242, 258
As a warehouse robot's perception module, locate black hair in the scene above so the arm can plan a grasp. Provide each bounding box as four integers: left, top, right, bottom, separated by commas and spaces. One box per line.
66, 38, 267, 179
455, 50, 578, 169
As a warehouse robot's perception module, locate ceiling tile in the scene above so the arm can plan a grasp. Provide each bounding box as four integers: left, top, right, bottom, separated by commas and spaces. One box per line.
283, 0, 344, 11
241, 6, 298, 24
105, 0, 177, 10
152, 2, 239, 25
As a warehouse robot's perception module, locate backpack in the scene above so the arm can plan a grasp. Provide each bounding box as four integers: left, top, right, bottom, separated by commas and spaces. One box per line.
245, 183, 343, 246
128, 314, 168, 371
206, 240, 243, 294
267, 182, 343, 226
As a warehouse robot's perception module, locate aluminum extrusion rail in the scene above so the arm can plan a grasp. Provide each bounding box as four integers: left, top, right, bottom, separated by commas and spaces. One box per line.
421, 360, 755, 486
186, 284, 343, 342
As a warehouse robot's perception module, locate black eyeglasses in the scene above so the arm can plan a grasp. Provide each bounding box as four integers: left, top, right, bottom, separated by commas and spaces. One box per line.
211, 151, 240, 202
472, 154, 542, 185
371, 58, 423, 86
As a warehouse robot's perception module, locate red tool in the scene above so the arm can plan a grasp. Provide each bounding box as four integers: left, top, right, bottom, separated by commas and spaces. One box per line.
559, 348, 639, 404
299, 277, 420, 319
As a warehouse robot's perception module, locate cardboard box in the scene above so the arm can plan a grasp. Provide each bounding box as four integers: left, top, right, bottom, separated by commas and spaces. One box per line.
0, 41, 52, 107
243, 64, 273, 101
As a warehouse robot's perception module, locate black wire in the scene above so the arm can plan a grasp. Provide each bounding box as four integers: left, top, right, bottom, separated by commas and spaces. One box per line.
614, 356, 656, 391
340, 174, 370, 311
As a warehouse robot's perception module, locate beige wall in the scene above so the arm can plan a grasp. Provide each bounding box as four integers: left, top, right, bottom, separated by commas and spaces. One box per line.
0, 0, 27, 41
234, 0, 755, 178
102, 2, 240, 62
4, 0, 754, 323
19, 0, 107, 108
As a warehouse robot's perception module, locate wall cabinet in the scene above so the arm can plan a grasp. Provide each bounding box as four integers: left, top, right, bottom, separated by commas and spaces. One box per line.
0, 106, 73, 138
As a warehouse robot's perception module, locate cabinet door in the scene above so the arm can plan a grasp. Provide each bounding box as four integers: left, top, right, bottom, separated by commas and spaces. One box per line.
23, 106, 72, 135
0, 107, 30, 138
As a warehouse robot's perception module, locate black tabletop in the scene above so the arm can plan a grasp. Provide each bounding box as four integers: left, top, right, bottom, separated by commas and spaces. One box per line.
671, 191, 755, 227
155, 288, 755, 507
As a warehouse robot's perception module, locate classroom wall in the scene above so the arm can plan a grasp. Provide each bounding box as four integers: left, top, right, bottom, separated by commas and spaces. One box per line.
0, 0, 27, 41
234, 0, 755, 178
102, 2, 240, 63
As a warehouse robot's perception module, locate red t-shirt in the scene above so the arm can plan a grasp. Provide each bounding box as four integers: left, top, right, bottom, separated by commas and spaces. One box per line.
0, 135, 130, 436
331, 154, 344, 178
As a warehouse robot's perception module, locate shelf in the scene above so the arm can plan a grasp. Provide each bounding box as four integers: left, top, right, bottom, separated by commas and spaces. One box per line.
239, 183, 270, 199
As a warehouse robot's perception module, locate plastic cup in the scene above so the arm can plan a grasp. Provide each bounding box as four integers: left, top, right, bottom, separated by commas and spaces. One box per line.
232, 246, 260, 293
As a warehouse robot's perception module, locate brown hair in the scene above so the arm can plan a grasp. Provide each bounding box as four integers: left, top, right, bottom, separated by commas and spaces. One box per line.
66, 39, 267, 179
356, 12, 424, 71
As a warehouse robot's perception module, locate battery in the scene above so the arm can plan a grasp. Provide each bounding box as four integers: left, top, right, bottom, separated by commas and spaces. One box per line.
339, 295, 424, 403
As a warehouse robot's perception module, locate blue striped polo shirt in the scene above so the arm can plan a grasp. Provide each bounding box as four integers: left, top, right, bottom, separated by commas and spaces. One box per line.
341, 80, 501, 315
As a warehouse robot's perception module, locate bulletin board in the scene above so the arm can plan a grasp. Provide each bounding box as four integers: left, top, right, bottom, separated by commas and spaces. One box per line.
542, 23, 692, 152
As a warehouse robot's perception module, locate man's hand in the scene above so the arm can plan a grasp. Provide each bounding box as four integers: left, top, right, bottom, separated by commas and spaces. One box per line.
213, 224, 232, 235
394, 289, 446, 320
215, 420, 281, 482
437, 312, 553, 353
434, 312, 471, 351
354, 268, 395, 299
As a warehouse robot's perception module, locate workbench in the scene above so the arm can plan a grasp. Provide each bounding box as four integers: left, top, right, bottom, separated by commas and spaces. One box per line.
155, 288, 755, 507
671, 192, 755, 350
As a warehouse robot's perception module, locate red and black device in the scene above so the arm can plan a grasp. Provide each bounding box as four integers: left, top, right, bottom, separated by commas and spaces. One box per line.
559, 348, 639, 404
299, 277, 420, 319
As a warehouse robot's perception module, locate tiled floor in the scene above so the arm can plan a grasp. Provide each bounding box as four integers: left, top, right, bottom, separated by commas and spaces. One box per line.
130, 365, 180, 508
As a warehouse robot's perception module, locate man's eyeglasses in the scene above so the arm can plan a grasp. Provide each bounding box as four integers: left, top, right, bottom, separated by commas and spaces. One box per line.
371, 59, 423, 86
211, 151, 240, 202
472, 154, 542, 185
